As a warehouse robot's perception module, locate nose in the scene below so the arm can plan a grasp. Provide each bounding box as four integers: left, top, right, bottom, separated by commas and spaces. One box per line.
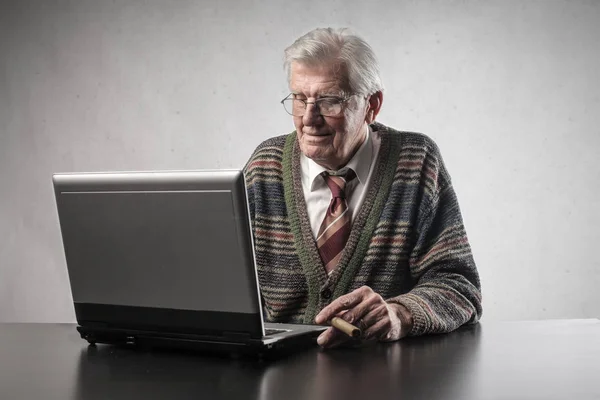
302, 102, 323, 126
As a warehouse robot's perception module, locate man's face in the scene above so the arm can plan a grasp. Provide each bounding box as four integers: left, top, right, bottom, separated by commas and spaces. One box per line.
289, 62, 369, 170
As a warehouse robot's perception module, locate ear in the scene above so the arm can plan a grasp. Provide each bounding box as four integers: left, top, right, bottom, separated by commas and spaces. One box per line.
365, 91, 383, 124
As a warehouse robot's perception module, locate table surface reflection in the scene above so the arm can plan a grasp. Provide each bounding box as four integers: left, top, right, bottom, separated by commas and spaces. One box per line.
1, 319, 599, 400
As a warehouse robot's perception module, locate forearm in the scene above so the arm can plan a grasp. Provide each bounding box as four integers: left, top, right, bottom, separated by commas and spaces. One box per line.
388, 268, 482, 336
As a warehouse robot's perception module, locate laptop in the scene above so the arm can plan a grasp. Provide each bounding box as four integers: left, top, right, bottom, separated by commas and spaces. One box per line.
52, 169, 326, 357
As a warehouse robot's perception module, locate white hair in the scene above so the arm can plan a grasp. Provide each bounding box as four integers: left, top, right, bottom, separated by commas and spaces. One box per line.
283, 28, 384, 96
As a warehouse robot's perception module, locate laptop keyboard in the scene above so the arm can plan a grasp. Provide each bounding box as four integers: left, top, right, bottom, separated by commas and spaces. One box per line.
264, 328, 290, 336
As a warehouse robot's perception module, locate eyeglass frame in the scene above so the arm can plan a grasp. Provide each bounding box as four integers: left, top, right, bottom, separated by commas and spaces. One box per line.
280, 93, 356, 117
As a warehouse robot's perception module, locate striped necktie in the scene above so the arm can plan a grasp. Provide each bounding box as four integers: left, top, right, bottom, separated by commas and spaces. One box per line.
316, 169, 356, 274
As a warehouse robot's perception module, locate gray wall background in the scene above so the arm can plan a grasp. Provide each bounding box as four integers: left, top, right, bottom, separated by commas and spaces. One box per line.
1, 0, 599, 323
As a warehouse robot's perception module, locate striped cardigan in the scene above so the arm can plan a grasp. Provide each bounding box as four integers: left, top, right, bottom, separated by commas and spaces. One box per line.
244, 122, 482, 336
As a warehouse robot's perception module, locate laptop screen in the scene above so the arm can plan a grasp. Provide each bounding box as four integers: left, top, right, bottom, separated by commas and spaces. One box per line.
53, 170, 264, 337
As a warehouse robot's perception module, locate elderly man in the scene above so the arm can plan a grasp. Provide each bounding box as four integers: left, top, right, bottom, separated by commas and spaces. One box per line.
244, 28, 482, 348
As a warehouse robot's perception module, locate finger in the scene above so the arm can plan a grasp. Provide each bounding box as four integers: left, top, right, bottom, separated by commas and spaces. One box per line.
317, 326, 347, 348
323, 332, 353, 349
315, 291, 364, 324
318, 324, 360, 349
358, 304, 391, 339
360, 303, 389, 328
340, 291, 382, 325
362, 317, 392, 341
317, 286, 378, 324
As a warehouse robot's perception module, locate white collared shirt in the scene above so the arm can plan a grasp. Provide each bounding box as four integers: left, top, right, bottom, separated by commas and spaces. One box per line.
300, 126, 382, 238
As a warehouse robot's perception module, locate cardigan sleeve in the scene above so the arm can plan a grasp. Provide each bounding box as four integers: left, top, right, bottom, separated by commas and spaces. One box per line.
388, 144, 483, 336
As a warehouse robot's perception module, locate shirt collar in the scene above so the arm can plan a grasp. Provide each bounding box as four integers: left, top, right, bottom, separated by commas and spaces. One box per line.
301, 125, 373, 191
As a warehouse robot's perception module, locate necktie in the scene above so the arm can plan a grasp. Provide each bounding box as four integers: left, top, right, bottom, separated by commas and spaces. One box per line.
316, 169, 356, 274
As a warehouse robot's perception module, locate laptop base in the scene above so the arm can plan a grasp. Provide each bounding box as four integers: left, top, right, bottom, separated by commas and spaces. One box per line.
76, 325, 323, 359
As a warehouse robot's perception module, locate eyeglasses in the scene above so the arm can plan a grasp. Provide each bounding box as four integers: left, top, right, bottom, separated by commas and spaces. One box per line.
280, 93, 353, 117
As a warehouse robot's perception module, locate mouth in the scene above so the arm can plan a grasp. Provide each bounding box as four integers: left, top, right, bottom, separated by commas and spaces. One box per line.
303, 134, 332, 147
303, 131, 332, 137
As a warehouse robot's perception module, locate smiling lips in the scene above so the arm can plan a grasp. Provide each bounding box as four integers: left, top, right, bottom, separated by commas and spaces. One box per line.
304, 133, 332, 144
303, 131, 331, 137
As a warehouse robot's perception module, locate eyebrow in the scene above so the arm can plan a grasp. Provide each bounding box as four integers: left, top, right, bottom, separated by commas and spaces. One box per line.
291, 92, 345, 99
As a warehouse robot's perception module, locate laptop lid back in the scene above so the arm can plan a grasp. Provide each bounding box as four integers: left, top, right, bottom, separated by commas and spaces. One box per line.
53, 170, 264, 338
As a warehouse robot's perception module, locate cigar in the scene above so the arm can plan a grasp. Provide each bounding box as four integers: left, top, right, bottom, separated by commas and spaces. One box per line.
330, 317, 362, 338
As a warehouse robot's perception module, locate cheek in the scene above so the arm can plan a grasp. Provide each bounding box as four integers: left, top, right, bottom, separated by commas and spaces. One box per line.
293, 117, 303, 132
329, 121, 349, 142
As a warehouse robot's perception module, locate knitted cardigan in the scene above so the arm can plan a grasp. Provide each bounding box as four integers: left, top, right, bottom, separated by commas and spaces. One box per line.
243, 122, 482, 336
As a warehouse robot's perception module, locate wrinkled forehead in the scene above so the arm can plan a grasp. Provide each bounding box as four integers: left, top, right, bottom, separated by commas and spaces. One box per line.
289, 60, 351, 95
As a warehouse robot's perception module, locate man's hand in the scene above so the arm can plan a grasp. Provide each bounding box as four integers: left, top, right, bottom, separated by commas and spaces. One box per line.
314, 286, 412, 348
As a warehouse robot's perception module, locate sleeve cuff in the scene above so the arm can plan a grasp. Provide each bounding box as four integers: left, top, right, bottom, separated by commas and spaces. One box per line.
387, 294, 432, 337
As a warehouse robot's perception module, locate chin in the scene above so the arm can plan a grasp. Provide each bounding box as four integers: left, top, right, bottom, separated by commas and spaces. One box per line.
301, 143, 330, 160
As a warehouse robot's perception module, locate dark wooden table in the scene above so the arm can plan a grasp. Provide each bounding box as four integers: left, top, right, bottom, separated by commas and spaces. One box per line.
1, 319, 599, 400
